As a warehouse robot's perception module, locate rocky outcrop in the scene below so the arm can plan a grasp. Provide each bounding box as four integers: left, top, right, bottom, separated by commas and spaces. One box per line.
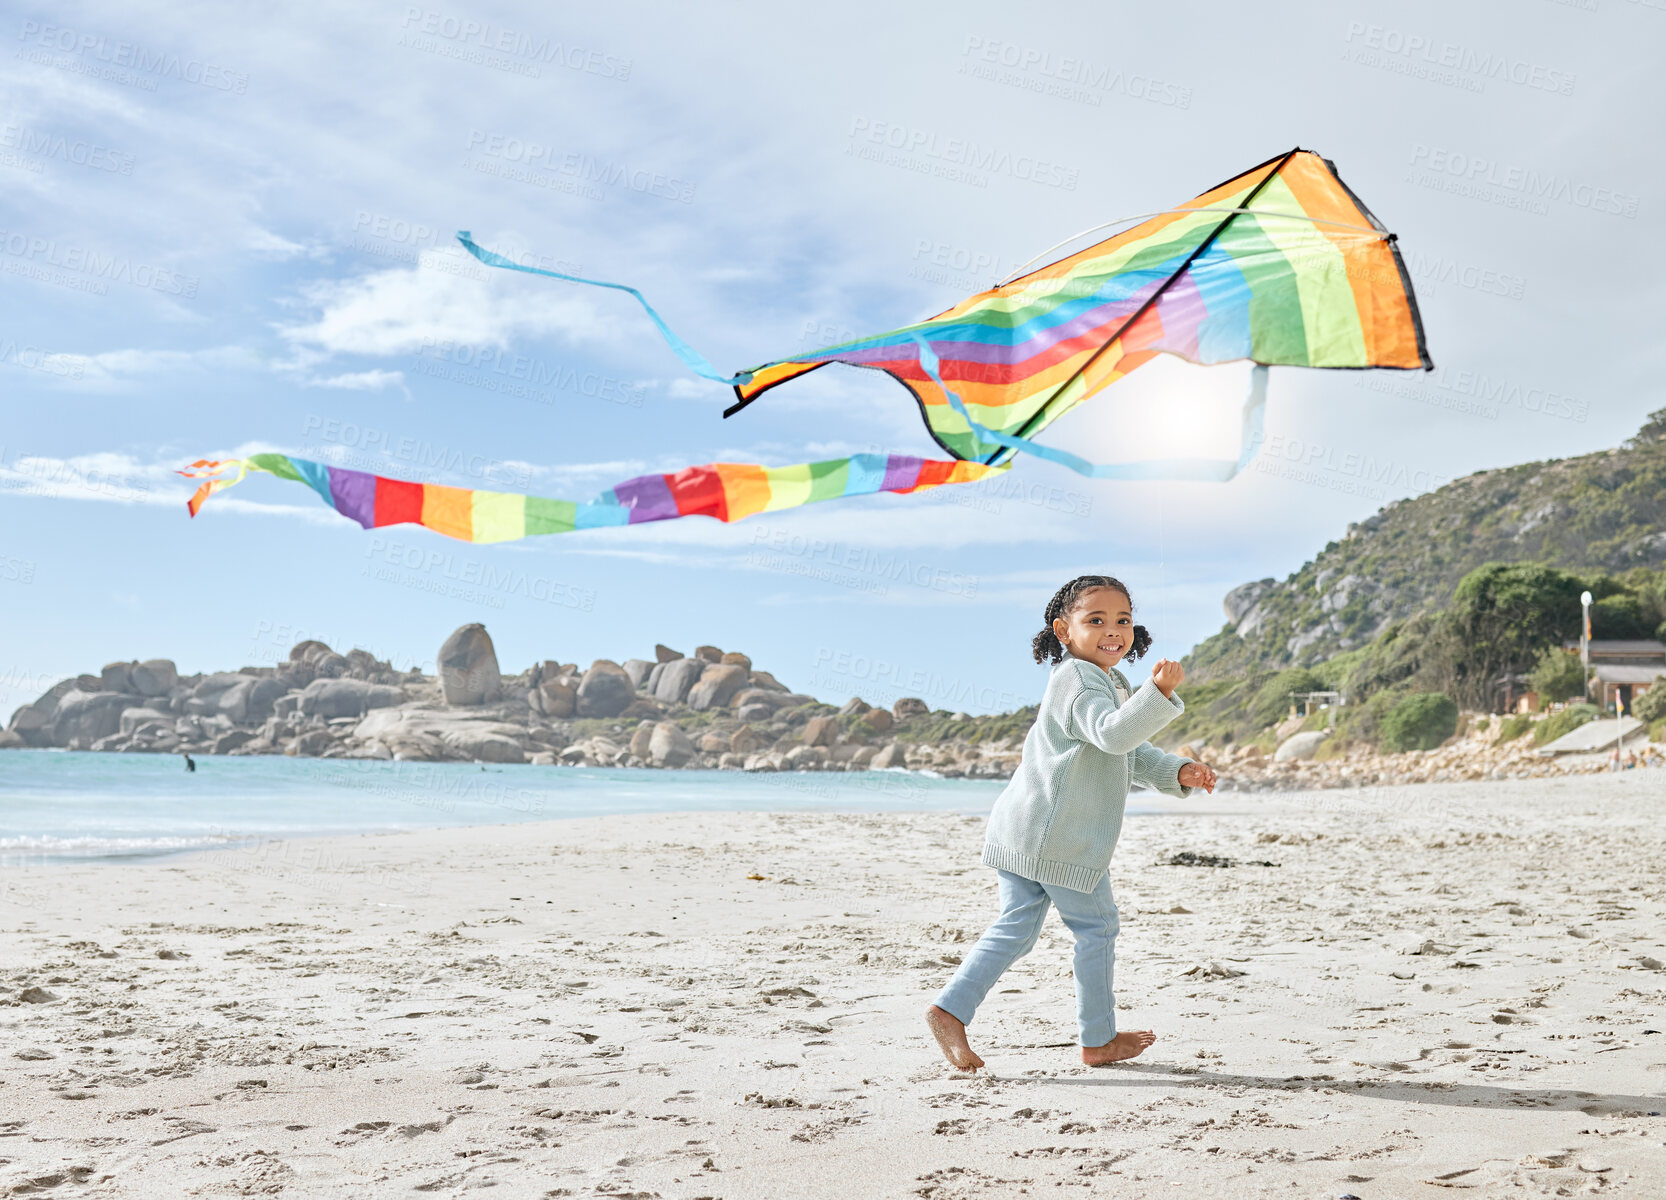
131, 659, 179, 696
653, 658, 704, 705
1223, 579, 1275, 639
53, 690, 141, 746
1188, 408, 1666, 681
576, 661, 634, 718
860, 707, 893, 735
800, 715, 840, 747
352, 708, 529, 763
2, 628, 1038, 778
1273, 731, 1329, 762
688, 664, 747, 711
101, 662, 136, 692
648, 722, 695, 767
297, 678, 404, 719
438, 624, 502, 706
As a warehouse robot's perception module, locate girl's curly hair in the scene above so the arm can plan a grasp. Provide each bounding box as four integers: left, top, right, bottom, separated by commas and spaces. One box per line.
1032, 575, 1152, 665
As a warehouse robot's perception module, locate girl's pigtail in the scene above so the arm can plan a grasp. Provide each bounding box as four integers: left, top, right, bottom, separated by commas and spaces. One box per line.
1129, 624, 1152, 660
1032, 626, 1064, 665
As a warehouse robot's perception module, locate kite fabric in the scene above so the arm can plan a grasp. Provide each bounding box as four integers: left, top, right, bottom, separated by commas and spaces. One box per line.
181, 452, 1004, 544
185, 147, 1430, 542
726, 147, 1430, 469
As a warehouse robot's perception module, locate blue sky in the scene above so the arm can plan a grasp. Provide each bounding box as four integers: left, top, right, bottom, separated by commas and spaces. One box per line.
2, 0, 1661, 719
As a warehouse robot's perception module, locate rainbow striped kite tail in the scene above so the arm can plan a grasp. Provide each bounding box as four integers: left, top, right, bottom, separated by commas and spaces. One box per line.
179, 458, 251, 517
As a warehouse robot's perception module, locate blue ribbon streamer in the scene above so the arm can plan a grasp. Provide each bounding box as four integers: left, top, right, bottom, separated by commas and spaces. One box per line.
910, 334, 1268, 482
457, 232, 752, 387
455, 231, 1266, 481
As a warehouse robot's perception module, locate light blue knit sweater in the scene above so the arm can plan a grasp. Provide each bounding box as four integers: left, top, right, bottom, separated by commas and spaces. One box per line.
982, 656, 1192, 892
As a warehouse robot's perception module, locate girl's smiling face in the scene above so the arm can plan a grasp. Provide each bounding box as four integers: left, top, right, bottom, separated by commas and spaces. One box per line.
1053, 586, 1134, 671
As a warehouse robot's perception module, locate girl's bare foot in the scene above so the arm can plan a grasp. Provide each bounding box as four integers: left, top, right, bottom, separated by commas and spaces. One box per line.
925, 1005, 984, 1071
1080, 1029, 1156, 1066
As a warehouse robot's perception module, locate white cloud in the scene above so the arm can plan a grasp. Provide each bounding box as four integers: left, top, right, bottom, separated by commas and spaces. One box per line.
43, 346, 262, 390
279, 249, 612, 360
246, 227, 325, 261
0, 450, 183, 506
313, 368, 407, 392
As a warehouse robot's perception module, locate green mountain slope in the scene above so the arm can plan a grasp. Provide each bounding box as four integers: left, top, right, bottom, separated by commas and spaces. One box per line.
1187, 410, 1666, 681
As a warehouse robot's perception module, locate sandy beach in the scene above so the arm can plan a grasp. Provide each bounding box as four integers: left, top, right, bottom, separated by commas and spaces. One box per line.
3, 773, 1663, 1197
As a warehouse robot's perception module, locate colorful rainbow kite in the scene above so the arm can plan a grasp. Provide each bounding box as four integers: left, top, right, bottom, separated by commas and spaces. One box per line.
185, 148, 1430, 542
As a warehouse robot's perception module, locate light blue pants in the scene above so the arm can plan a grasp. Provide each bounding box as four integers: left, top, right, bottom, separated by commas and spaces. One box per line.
933, 869, 1120, 1047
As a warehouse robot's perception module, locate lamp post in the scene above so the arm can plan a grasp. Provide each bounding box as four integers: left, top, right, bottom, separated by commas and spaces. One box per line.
1580, 590, 1592, 704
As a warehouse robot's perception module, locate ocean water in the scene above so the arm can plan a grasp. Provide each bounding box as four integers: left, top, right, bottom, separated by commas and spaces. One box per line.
0, 750, 1015, 865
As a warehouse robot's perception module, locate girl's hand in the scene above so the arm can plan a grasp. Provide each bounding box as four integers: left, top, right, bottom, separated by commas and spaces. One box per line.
1150, 658, 1185, 698
1177, 761, 1216, 793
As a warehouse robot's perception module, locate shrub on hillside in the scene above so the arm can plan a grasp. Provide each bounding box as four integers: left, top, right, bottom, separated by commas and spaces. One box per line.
1378, 692, 1459, 752
1631, 684, 1666, 725
1533, 703, 1599, 746
1527, 646, 1587, 706
1248, 668, 1324, 730
1496, 714, 1534, 742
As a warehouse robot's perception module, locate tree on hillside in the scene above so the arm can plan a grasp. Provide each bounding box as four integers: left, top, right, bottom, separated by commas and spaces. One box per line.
1527, 646, 1586, 706
1440, 563, 1586, 708
1625, 406, 1666, 447
1591, 593, 1651, 639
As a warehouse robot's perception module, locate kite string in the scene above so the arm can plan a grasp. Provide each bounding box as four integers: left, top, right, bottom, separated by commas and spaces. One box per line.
909, 334, 1268, 483
456, 232, 752, 387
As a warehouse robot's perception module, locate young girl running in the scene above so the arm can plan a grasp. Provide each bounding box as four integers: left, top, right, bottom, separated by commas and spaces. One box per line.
926, 575, 1216, 1070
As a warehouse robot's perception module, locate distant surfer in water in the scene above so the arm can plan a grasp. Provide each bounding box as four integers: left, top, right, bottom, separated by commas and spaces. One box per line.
182, 753, 196, 773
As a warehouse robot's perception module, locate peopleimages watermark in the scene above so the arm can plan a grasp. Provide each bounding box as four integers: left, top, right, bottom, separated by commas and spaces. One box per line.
1403, 249, 1527, 302
0, 338, 84, 380
1341, 21, 1576, 96
1251, 434, 1450, 500
908, 238, 1028, 293
397, 9, 632, 81
0, 553, 36, 585
0, 445, 153, 502
1357, 365, 1589, 425
1406, 145, 1638, 219
847, 118, 1079, 191
16, 20, 250, 94
795, 318, 863, 351
301, 415, 534, 488
248, 619, 429, 673
412, 338, 645, 409
364, 537, 597, 612
958, 36, 1193, 109
811, 647, 1030, 714
0, 124, 134, 175
747, 525, 979, 599
0, 231, 199, 298
464, 130, 695, 204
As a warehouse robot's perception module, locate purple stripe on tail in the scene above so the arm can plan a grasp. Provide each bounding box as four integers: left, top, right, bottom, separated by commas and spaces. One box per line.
610, 472, 679, 523
881, 455, 924, 492
328, 467, 379, 529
